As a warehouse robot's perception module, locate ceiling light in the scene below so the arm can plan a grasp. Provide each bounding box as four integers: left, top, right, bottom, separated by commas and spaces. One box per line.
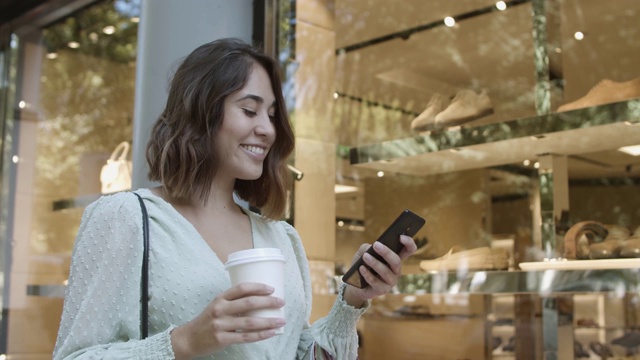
67, 41, 80, 49
533, 162, 540, 169
131, 16, 140, 23
574, 31, 585, 40
333, 92, 339, 100
444, 17, 456, 27
523, 159, 530, 166
334, 184, 359, 194
377, 171, 385, 177
46, 52, 58, 59
103, 25, 116, 35
618, 145, 640, 156
495, 1, 507, 11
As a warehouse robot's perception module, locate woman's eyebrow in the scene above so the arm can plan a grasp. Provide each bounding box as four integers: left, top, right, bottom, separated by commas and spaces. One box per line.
236, 94, 276, 107
236, 94, 263, 103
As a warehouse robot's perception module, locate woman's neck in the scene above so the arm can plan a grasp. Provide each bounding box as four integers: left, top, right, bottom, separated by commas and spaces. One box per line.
152, 178, 240, 217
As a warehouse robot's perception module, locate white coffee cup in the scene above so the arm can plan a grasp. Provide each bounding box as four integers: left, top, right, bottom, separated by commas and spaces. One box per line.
225, 248, 286, 334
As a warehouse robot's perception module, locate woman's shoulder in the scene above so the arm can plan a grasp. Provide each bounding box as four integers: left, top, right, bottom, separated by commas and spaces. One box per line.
82, 191, 141, 221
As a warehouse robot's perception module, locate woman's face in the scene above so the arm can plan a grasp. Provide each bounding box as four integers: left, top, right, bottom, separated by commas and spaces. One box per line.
215, 62, 277, 182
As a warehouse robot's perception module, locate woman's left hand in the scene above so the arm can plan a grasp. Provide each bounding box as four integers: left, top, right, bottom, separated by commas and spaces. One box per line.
342, 235, 417, 308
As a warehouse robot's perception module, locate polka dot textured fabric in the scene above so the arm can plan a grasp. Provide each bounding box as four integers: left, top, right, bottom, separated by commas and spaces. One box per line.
53, 189, 367, 359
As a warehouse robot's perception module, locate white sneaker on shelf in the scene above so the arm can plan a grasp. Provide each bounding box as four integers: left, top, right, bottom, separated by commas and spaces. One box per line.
410, 93, 448, 132
419, 246, 509, 272
434, 89, 494, 128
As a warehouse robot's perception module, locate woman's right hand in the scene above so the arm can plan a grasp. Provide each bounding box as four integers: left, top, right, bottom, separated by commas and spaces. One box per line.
170, 282, 286, 359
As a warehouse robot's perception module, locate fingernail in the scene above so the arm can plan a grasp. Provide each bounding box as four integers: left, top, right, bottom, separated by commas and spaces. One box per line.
275, 318, 286, 326
373, 242, 383, 250
266, 285, 275, 292
360, 265, 368, 272
364, 253, 372, 261
277, 297, 285, 306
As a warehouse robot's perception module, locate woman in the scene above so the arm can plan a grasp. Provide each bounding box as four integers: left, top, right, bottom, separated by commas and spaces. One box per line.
53, 38, 417, 359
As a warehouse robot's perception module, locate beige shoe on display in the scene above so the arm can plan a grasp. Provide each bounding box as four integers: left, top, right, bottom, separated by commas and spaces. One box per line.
619, 236, 640, 258
410, 93, 448, 132
434, 89, 494, 128
562, 220, 607, 260
557, 77, 640, 112
588, 225, 630, 259
419, 246, 509, 272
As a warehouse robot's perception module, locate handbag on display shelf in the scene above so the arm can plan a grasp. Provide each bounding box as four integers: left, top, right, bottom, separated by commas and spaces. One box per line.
100, 141, 133, 194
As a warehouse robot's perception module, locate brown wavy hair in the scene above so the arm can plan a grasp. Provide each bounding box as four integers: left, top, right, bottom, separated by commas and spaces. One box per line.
146, 38, 294, 220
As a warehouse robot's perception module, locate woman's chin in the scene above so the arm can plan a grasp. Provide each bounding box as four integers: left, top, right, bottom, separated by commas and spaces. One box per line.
237, 171, 263, 181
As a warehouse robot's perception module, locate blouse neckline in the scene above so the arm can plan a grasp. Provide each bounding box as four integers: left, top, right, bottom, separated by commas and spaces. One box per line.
134, 188, 258, 266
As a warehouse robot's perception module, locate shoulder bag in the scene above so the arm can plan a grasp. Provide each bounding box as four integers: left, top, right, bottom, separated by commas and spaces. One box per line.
133, 192, 150, 339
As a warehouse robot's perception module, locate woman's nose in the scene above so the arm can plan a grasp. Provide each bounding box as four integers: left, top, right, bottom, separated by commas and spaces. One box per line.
255, 112, 276, 138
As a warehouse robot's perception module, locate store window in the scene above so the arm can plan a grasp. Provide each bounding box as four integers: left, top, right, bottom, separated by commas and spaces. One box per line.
0, 0, 140, 356
289, 0, 640, 359
0, 0, 638, 358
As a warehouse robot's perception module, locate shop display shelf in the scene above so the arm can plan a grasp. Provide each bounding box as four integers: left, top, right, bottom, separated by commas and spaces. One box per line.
349, 99, 640, 177
51, 191, 129, 211
52, 193, 102, 211
394, 268, 640, 295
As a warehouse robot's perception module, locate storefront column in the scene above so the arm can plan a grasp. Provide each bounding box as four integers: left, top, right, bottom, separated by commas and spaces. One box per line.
131, 0, 253, 189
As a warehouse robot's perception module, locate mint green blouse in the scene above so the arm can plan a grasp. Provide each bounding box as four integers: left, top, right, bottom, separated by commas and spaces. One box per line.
53, 189, 367, 359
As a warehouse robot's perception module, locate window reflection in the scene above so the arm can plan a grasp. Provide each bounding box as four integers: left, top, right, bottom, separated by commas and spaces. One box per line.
1, 0, 139, 355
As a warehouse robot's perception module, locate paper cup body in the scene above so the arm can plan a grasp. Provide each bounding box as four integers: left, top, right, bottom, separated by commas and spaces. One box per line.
225, 248, 286, 333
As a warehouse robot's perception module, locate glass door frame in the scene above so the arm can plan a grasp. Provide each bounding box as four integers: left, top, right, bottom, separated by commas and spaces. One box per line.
0, 0, 99, 352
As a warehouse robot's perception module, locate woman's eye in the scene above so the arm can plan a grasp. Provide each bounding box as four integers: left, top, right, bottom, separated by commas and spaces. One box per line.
242, 109, 257, 117
268, 114, 276, 122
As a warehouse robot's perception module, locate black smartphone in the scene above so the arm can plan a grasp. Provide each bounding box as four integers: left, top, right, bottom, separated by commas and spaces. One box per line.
342, 210, 426, 289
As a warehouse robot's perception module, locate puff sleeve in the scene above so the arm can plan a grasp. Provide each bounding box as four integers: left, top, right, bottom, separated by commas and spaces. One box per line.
53, 193, 176, 359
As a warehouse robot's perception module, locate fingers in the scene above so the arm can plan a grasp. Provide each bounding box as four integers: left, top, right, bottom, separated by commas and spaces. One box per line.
176, 283, 286, 356
224, 282, 275, 301
215, 313, 286, 334
361, 236, 417, 287
217, 328, 281, 345
398, 235, 418, 260
351, 243, 371, 264
209, 286, 286, 340
218, 283, 285, 318
361, 243, 400, 286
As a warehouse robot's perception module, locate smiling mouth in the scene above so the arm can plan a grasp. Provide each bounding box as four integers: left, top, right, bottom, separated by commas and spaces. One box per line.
241, 145, 266, 155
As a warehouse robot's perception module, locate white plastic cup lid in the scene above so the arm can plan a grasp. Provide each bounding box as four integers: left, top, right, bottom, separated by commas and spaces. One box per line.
224, 248, 286, 270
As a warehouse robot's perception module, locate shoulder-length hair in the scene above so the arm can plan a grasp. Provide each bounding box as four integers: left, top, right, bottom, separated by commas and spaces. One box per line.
146, 38, 294, 220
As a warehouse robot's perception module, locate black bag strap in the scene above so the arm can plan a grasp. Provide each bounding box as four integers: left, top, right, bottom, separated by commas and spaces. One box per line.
133, 191, 150, 339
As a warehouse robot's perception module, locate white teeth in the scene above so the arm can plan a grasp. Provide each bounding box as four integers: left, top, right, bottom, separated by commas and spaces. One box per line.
242, 145, 265, 155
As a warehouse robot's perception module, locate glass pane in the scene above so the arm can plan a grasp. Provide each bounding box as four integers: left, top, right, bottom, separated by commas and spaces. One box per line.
0, 0, 140, 356
290, 0, 640, 359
